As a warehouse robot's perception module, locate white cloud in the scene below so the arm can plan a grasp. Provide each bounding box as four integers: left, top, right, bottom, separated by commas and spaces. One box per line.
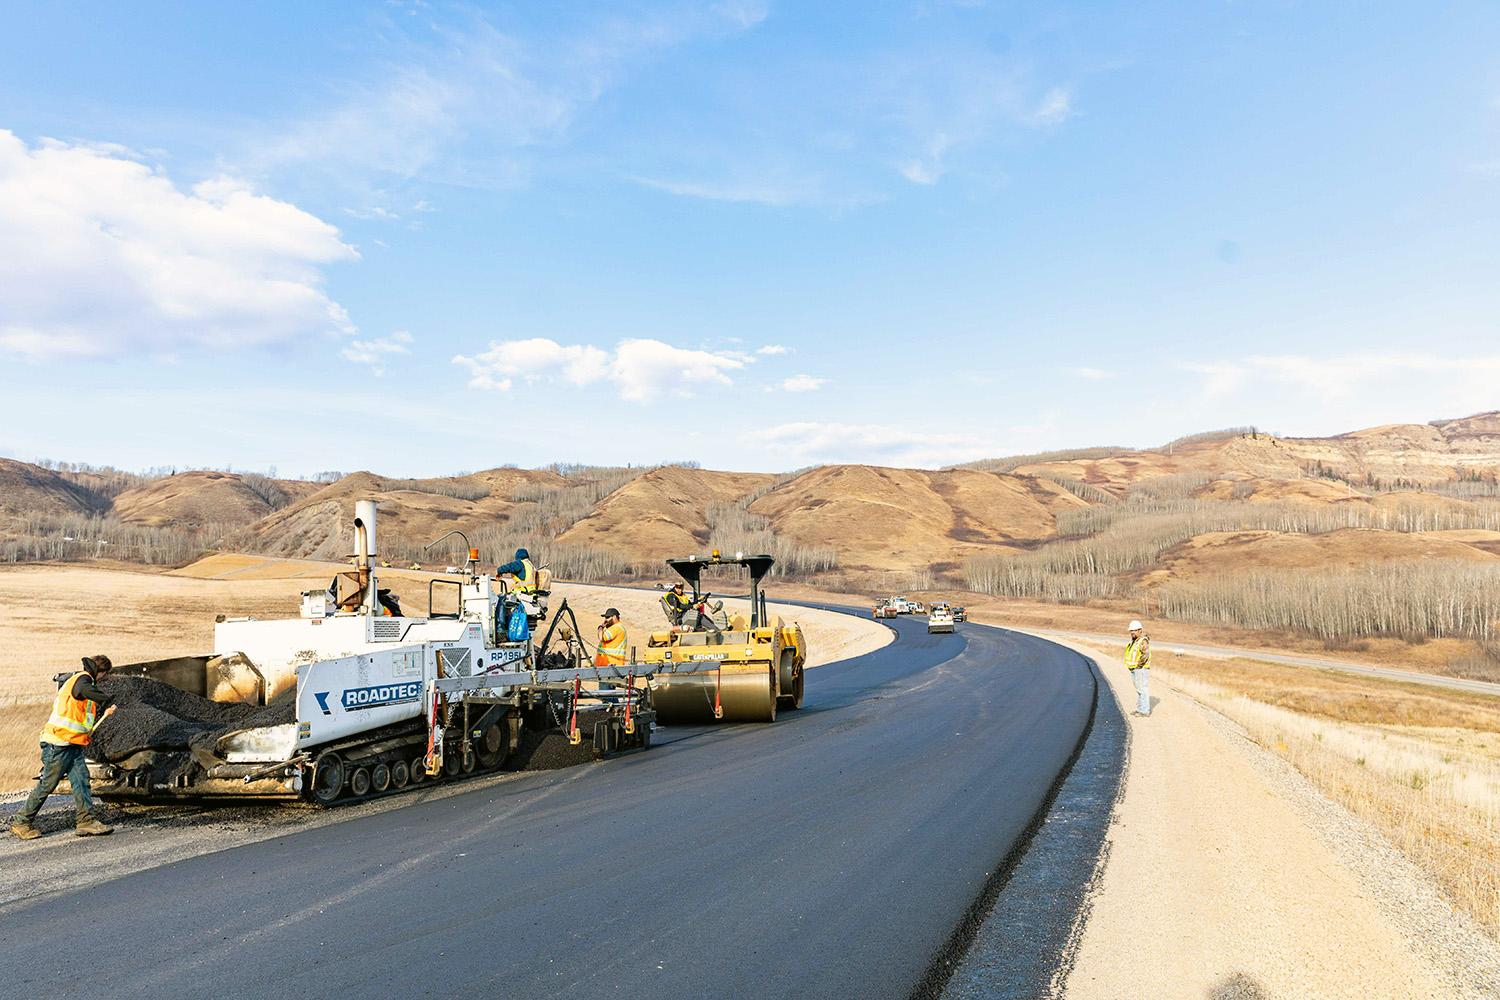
342, 331, 413, 376
611, 339, 746, 401
1179, 361, 1252, 397
897, 161, 942, 185
633, 174, 825, 208
0, 131, 356, 360
1030, 87, 1073, 126
453, 337, 747, 401
454, 337, 610, 392
756, 344, 792, 356
344, 205, 401, 221
1182, 352, 1500, 400
897, 132, 952, 185
743, 421, 987, 468
1174, 352, 1500, 433
1067, 366, 1114, 381
778, 374, 829, 392
253, 6, 767, 196
711, 1, 769, 29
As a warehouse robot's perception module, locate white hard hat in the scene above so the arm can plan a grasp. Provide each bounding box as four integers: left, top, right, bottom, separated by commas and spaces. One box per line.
1128, 620, 1143, 631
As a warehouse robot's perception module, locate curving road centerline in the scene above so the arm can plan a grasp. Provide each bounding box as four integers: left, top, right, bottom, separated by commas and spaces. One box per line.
0, 613, 1099, 1000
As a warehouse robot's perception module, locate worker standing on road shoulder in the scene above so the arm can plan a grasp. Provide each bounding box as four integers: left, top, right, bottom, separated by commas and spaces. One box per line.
596, 608, 628, 667
10, 655, 118, 840
1125, 620, 1152, 717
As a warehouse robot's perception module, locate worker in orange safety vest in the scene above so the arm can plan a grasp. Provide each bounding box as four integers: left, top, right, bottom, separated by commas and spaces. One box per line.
596, 608, 628, 667
10, 655, 118, 839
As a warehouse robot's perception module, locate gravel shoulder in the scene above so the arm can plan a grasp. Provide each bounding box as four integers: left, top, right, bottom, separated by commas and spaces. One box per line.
1037, 632, 1499, 1000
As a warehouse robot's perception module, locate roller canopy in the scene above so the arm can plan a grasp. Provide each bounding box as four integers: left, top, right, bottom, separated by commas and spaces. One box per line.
665, 553, 775, 591
666, 552, 776, 629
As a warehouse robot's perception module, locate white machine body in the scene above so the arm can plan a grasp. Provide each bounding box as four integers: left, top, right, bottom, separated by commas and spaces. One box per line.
213, 572, 528, 762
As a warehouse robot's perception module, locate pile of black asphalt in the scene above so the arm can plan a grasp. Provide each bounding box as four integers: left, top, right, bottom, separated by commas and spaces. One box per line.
86, 676, 295, 763
510, 729, 599, 771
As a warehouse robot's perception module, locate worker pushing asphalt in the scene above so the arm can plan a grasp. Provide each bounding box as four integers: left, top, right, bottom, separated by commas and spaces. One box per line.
10, 654, 118, 839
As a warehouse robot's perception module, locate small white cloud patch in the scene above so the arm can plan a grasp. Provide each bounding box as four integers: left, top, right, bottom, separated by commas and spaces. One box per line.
1031, 87, 1073, 126
744, 421, 986, 467
779, 374, 828, 392
453, 337, 748, 401
342, 331, 414, 376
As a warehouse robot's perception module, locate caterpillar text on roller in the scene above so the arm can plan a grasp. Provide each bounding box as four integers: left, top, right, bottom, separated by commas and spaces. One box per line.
642, 551, 808, 724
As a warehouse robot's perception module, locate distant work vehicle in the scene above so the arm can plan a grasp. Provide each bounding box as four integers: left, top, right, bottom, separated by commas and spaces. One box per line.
952, 606, 968, 623
872, 601, 899, 620
641, 551, 808, 724
908, 601, 926, 615
927, 606, 955, 634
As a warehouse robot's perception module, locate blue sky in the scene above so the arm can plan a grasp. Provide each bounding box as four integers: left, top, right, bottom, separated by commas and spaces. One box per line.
2, 1, 1499, 476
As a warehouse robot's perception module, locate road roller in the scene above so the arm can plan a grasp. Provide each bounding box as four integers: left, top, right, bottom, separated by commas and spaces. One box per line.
642, 552, 808, 724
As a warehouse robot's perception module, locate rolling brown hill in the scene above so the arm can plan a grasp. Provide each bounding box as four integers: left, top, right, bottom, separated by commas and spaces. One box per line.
113, 471, 321, 529
6, 408, 1500, 594
0, 458, 107, 525
239, 468, 570, 562
1012, 412, 1500, 493
748, 465, 1087, 573
1138, 528, 1500, 587
555, 466, 776, 560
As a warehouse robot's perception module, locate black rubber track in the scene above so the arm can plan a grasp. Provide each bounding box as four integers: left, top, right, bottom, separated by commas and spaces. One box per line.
0, 614, 1095, 999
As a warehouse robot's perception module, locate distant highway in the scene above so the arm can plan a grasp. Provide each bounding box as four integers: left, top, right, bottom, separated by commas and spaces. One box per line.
0, 613, 1099, 999
1026, 627, 1500, 698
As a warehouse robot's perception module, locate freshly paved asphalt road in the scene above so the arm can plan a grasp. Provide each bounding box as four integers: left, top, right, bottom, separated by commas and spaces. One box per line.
0, 614, 1097, 999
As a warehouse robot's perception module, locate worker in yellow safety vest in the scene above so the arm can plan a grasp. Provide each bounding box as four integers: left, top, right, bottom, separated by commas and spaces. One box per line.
10, 655, 118, 840
662, 581, 694, 626
1124, 619, 1152, 717
496, 547, 538, 594
596, 608, 628, 667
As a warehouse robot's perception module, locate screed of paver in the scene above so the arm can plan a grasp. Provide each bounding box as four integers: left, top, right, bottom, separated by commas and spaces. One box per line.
1059, 638, 1458, 1000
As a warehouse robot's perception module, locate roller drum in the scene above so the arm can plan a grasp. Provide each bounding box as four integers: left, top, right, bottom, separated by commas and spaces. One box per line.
652, 667, 776, 724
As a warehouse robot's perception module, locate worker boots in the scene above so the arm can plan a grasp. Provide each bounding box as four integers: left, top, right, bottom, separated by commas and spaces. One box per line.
9, 818, 42, 840
75, 816, 113, 837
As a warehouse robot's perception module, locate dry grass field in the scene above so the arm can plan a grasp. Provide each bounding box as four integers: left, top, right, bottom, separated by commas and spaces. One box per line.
866, 586, 1494, 678
0, 559, 887, 794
